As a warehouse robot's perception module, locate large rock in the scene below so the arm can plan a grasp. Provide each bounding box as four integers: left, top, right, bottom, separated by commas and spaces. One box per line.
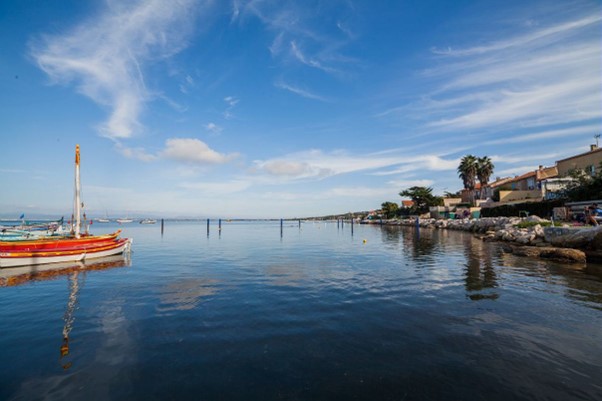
506, 245, 586, 263
545, 226, 602, 249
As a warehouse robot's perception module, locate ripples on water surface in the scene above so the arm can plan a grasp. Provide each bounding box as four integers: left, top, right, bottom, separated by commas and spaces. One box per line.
1, 221, 601, 401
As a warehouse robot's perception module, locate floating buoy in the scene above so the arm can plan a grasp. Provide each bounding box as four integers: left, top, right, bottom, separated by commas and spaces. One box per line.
363, 239, 367, 243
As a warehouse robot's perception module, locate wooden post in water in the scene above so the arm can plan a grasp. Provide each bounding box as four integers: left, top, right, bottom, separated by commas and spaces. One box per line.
207, 218, 210, 236
219, 219, 222, 231
337, 219, 340, 229
351, 218, 354, 236
280, 219, 283, 237
298, 219, 301, 229
161, 218, 164, 235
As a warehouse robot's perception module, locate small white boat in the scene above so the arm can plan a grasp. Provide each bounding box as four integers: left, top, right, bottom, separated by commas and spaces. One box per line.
139, 219, 156, 224
96, 218, 110, 223
116, 218, 133, 224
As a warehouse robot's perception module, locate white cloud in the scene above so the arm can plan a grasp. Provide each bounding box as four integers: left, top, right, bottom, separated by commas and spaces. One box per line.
31, 0, 202, 139
161, 138, 238, 164
258, 160, 333, 178
372, 155, 458, 176
116, 144, 158, 162
205, 123, 223, 135
387, 179, 435, 189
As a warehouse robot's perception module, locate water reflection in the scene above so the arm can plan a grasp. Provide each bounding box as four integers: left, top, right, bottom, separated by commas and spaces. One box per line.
158, 278, 218, 312
0, 254, 131, 287
380, 226, 438, 261
60, 271, 83, 370
463, 239, 499, 301
500, 252, 602, 310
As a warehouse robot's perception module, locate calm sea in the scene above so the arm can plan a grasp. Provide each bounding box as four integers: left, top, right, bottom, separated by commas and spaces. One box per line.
1, 221, 601, 401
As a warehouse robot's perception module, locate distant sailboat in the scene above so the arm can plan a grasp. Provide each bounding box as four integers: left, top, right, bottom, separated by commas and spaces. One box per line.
116, 218, 133, 224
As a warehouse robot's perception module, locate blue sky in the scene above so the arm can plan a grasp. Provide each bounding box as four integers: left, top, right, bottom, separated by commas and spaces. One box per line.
0, 0, 600, 219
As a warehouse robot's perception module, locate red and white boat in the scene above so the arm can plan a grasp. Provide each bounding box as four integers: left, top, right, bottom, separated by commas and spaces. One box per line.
0, 145, 132, 268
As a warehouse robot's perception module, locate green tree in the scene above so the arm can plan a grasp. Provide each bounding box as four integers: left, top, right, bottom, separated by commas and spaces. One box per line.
476, 156, 495, 199
458, 155, 478, 190
380, 202, 399, 219
562, 164, 602, 201
399, 186, 443, 214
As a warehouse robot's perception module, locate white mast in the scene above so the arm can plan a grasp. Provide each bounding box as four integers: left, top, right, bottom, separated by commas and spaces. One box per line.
74, 144, 81, 238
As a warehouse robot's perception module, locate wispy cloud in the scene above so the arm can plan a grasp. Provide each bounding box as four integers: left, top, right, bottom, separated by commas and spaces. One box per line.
274, 80, 328, 101
290, 41, 339, 74
223, 96, 239, 119
236, 0, 354, 76
252, 149, 458, 182
205, 122, 223, 135
384, 8, 601, 140
31, 0, 202, 139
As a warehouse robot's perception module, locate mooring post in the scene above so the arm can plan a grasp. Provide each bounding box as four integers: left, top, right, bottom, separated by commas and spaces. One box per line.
351, 218, 354, 236
161, 218, 164, 235
207, 218, 210, 236
280, 218, 283, 237
219, 219, 222, 231
415, 216, 420, 229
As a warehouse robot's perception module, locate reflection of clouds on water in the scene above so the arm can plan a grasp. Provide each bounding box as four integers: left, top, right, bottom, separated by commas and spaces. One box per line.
263, 262, 307, 287
96, 301, 135, 366
158, 278, 218, 312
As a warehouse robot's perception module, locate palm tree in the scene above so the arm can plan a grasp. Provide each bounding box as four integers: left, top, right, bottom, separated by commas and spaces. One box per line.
457, 155, 477, 190
476, 156, 495, 199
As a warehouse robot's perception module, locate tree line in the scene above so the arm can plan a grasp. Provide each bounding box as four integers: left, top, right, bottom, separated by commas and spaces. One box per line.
380, 155, 495, 218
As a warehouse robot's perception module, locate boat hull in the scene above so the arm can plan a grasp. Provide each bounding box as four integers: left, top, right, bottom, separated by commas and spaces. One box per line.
0, 238, 132, 268
0, 231, 121, 251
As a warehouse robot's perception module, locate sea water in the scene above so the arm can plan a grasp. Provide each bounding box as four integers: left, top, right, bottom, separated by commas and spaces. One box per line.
0, 221, 601, 401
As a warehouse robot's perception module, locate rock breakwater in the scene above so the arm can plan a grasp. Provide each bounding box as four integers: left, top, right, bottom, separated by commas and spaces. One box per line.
362, 216, 602, 264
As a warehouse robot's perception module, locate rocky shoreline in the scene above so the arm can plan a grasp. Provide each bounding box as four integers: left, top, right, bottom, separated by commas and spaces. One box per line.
361, 216, 602, 264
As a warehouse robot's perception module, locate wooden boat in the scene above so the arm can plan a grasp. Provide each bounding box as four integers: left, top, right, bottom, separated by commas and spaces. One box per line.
0, 231, 122, 251
0, 145, 132, 268
0, 238, 132, 268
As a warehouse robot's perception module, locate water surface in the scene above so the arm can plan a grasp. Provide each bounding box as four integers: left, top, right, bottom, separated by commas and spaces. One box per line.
1, 221, 601, 400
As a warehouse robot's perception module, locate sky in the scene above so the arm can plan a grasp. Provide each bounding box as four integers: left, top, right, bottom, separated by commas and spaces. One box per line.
0, 0, 600, 219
